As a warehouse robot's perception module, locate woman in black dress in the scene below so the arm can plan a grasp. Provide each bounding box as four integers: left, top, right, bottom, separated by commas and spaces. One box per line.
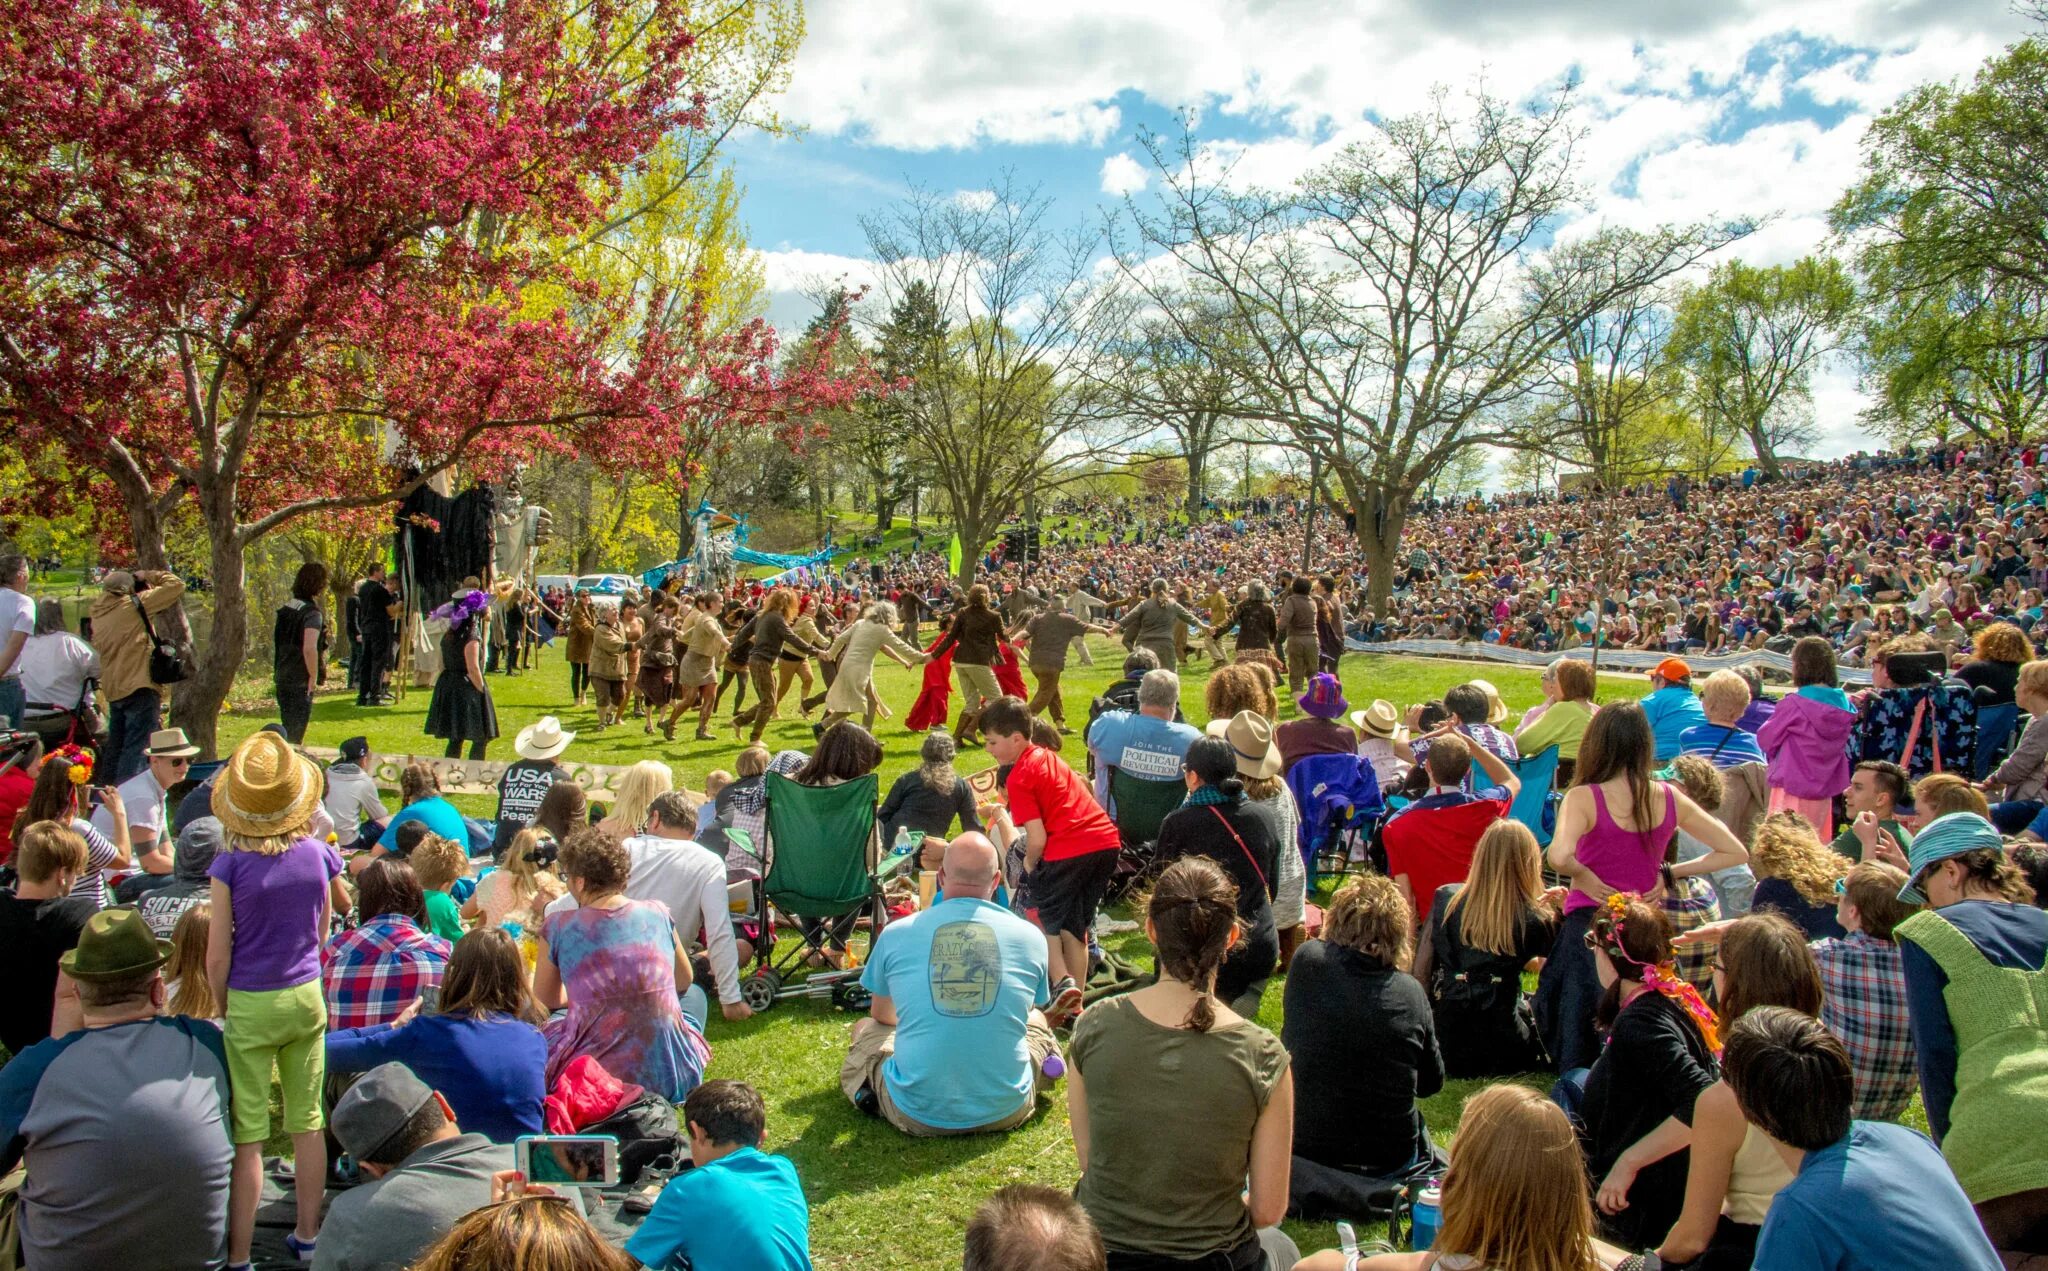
1413, 819, 1557, 1076
426, 586, 499, 760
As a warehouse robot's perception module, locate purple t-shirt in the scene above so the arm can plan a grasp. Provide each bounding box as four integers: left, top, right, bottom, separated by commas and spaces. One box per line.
207, 838, 343, 992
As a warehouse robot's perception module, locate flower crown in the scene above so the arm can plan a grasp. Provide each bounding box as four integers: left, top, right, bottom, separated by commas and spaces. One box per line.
1596, 890, 1721, 1056
52, 745, 92, 786
430, 590, 491, 624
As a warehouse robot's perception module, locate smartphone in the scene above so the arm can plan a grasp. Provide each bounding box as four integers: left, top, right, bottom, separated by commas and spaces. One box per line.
513, 1134, 621, 1187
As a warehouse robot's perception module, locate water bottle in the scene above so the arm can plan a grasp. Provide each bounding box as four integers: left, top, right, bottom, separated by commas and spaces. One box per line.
1410, 1181, 1442, 1251
891, 827, 913, 858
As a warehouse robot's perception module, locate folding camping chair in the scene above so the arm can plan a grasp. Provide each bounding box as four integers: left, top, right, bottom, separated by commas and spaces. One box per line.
1285, 752, 1386, 882
734, 772, 917, 1012
1105, 766, 1189, 900
1505, 747, 1560, 848
1974, 703, 2020, 781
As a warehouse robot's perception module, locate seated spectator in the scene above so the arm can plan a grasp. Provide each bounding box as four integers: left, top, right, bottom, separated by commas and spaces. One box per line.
367, 762, 468, 865
1834, 759, 1912, 860
1282, 875, 1442, 1190
327, 927, 548, 1143
531, 776, 590, 844
411, 833, 472, 941
1086, 669, 1201, 811
964, 1184, 1105, 1271
625, 1080, 812, 1271
1667, 755, 1757, 918
0, 909, 233, 1271
1955, 620, 2030, 707
550, 788, 751, 1023
1814, 861, 1920, 1121
1206, 709, 1308, 967
492, 716, 573, 855
1276, 672, 1361, 772
1413, 820, 1555, 1077
405, 1191, 627, 1271
1155, 736, 1281, 1014
595, 759, 674, 841
464, 826, 564, 931
1382, 731, 1520, 923
1721, 1007, 2000, 1271
89, 727, 197, 881
323, 736, 388, 850
535, 826, 709, 1102
18, 599, 98, 754
1067, 858, 1296, 1271
1401, 681, 1520, 779
1749, 812, 1850, 940
1757, 636, 1856, 835
0, 821, 97, 1054
139, 815, 223, 939
319, 1061, 583, 1271
1650, 912, 1821, 1269
1679, 671, 1768, 767
323, 858, 453, 1030
18, 745, 127, 904
1894, 811, 2048, 1265
881, 730, 983, 858
162, 901, 219, 1025
1851, 635, 1978, 781
1351, 698, 1413, 789
1734, 663, 1775, 733
986, 696, 1122, 1024
1514, 659, 1597, 781
1641, 657, 1707, 763
1294, 1085, 1626, 1271
843, 834, 1059, 1135
1988, 659, 2048, 834
1564, 895, 1717, 1250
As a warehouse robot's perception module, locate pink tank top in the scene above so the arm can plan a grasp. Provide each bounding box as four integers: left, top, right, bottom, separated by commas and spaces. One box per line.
1564, 781, 1678, 913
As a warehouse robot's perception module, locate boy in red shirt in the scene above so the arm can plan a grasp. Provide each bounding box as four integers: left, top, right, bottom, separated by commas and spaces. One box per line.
981, 696, 1119, 1023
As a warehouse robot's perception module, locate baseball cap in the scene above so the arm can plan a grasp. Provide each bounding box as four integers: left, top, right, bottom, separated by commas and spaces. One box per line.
332, 1063, 439, 1161
1654, 657, 1692, 683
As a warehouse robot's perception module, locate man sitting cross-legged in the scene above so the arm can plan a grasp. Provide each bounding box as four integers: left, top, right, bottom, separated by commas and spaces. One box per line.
840, 832, 1063, 1136
625, 1080, 812, 1271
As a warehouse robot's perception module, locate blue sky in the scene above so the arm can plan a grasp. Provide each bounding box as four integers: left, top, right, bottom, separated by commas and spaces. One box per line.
731, 0, 2031, 456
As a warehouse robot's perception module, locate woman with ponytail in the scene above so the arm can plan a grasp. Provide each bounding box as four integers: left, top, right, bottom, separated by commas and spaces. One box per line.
1068, 858, 1296, 1270
1565, 894, 1719, 1251
1154, 736, 1282, 1014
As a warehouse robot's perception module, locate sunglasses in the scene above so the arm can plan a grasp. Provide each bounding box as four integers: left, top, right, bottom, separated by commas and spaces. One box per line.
160, 756, 191, 768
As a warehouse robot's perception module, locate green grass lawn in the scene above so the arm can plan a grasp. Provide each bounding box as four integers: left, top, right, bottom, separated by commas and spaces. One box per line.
221, 647, 1652, 1268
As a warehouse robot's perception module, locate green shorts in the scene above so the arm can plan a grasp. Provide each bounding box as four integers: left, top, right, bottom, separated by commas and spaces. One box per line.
223, 981, 328, 1145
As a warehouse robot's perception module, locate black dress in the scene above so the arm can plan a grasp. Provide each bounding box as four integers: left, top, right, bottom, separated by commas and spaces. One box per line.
1424, 884, 1555, 1077
425, 619, 498, 743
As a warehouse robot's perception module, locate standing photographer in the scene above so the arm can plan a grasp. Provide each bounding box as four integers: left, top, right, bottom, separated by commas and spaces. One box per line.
88, 568, 187, 784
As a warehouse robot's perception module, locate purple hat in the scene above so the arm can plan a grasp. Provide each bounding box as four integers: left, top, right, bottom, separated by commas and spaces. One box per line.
1297, 673, 1349, 719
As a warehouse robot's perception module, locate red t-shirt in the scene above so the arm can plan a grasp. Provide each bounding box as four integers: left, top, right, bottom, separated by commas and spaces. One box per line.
1383, 794, 1510, 922
0, 766, 35, 864
1003, 744, 1120, 862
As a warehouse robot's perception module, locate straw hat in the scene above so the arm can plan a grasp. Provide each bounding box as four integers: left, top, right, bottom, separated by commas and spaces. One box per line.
515, 716, 576, 762
144, 727, 201, 759
1466, 679, 1509, 725
1349, 698, 1406, 741
211, 731, 322, 840
1205, 710, 1283, 781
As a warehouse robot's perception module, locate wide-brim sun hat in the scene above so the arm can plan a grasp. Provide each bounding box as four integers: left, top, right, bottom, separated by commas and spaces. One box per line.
1297, 672, 1350, 719
211, 731, 322, 840
59, 908, 172, 982
1206, 710, 1283, 781
1897, 810, 2003, 905
515, 716, 576, 761
1350, 698, 1406, 741
1467, 678, 1509, 725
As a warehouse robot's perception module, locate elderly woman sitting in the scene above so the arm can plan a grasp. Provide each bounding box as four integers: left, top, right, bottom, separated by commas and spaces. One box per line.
1677, 671, 1767, 768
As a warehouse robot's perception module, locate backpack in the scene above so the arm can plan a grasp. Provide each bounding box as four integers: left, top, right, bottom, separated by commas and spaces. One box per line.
582, 1091, 685, 1187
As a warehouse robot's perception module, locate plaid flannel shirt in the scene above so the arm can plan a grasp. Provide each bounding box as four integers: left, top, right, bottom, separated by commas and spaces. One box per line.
1814, 930, 1918, 1121
1661, 875, 1722, 993
321, 914, 452, 1031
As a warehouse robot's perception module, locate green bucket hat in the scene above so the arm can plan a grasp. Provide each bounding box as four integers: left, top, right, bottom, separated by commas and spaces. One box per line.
58, 908, 173, 982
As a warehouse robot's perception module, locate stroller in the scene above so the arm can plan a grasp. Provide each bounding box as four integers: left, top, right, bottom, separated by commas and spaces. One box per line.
731, 771, 920, 1013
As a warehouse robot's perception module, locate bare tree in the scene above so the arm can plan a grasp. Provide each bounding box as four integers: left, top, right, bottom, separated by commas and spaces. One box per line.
1119, 87, 1742, 612
861, 176, 1140, 583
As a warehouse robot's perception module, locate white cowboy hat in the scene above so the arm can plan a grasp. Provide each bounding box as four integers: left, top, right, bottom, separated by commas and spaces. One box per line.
514, 716, 576, 761
1349, 699, 1407, 741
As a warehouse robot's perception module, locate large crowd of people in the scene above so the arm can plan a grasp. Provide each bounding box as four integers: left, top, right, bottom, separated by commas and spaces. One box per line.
0, 436, 2045, 1269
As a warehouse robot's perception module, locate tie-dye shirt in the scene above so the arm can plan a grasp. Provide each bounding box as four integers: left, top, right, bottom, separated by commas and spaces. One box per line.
542, 899, 708, 1102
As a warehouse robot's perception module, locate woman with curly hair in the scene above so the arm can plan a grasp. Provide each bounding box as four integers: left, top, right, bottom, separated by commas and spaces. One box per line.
1203, 662, 1279, 724
1958, 620, 2034, 707
1749, 812, 1850, 940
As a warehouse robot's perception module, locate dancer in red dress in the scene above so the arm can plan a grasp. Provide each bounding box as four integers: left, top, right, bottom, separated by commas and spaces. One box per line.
992, 638, 1030, 700
905, 617, 955, 731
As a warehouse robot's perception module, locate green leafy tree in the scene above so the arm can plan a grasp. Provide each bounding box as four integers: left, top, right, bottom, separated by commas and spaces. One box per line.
1666, 257, 1856, 475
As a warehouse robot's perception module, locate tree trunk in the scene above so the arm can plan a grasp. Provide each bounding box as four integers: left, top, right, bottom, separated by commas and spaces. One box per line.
167, 488, 248, 758
1185, 447, 1206, 523
1748, 420, 1782, 477
1351, 483, 1409, 617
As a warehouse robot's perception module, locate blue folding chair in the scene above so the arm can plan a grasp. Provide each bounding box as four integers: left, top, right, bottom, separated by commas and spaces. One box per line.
1974, 703, 2020, 781
1505, 747, 1560, 848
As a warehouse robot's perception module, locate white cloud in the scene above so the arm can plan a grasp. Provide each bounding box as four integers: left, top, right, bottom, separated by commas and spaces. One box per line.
1099, 152, 1150, 197
952, 188, 997, 212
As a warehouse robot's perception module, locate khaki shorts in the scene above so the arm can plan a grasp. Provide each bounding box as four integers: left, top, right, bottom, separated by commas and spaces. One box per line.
839, 1013, 1060, 1136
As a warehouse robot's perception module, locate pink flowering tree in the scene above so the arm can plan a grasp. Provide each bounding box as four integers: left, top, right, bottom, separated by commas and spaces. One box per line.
0, 0, 865, 751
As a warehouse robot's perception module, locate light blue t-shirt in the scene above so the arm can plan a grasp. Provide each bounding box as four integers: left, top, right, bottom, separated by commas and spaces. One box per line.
1086, 710, 1202, 810
1643, 686, 1708, 762
375, 796, 468, 852
624, 1145, 812, 1271
1754, 1121, 1999, 1271
859, 897, 1051, 1130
